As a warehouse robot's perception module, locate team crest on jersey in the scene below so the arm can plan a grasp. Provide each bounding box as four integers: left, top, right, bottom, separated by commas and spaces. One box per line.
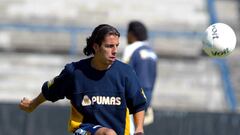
81, 95, 121, 106
82, 95, 91, 106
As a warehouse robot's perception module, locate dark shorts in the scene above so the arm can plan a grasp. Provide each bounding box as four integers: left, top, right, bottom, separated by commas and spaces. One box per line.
73, 123, 102, 135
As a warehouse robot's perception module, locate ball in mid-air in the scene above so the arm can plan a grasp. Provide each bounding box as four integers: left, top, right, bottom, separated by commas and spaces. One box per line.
202, 23, 237, 57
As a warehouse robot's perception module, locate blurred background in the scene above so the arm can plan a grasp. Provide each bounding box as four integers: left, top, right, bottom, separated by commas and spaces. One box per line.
0, 0, 240, 135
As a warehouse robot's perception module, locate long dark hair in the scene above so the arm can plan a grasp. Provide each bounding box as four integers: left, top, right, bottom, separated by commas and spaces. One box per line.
83, 24, 120, 56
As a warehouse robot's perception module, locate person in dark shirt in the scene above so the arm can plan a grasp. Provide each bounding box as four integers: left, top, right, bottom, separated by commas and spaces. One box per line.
123, 21, 157, 126
19, 24, 146, 135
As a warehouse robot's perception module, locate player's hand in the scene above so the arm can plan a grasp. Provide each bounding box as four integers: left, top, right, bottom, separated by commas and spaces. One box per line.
19, 97, 36, 113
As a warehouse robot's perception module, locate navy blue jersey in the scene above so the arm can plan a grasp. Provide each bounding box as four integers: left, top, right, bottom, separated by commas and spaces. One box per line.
42, 57, 146, 135
122, 41, 157, 108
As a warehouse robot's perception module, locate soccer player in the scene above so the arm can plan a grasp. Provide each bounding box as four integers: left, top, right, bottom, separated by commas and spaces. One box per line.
19, 24, 146, 135
122, 21, 157, 126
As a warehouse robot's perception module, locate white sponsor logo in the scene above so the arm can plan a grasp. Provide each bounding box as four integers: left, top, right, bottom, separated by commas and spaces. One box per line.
81, 95, 121, 106
140, 49, 157, 60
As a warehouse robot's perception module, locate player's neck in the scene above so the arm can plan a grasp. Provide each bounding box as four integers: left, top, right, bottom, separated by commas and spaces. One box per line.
91, 57, 111, 71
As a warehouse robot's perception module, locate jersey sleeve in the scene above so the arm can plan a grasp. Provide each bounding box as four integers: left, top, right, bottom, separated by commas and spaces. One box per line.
125, 68, 147, 114
42, 63, 74, 102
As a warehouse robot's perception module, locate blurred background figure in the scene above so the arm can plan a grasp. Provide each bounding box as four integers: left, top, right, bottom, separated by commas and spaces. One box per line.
122, 21, 158, 126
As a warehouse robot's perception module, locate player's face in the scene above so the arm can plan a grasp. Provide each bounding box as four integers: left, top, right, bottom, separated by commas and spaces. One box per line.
94, 34, 119, 66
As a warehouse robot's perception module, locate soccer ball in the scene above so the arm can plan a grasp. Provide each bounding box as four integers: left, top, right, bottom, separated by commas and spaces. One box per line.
202, 23, 237, 57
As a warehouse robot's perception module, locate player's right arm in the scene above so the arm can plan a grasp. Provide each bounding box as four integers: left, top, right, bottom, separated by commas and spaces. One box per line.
19, 63, 74, 113
19, 92, 46, 113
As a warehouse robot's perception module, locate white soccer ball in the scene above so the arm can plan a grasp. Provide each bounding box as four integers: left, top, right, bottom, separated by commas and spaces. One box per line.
202, 23, 237, 57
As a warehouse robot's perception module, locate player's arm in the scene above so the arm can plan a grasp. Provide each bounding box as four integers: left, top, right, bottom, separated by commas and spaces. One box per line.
125, 68, 147, 134
133, 110, 145, 134
19, 92, 46, 113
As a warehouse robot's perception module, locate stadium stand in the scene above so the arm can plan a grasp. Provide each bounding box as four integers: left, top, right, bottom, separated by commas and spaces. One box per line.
0, 0, 240, 135
0, 0, 208, 56
0, 52, 227, 111
0, 0, 238, 112
215, 0, 240, 111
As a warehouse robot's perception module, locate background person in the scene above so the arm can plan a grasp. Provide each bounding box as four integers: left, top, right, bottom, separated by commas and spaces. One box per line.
122, 21, 158, 126
19, 24, 146, 135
